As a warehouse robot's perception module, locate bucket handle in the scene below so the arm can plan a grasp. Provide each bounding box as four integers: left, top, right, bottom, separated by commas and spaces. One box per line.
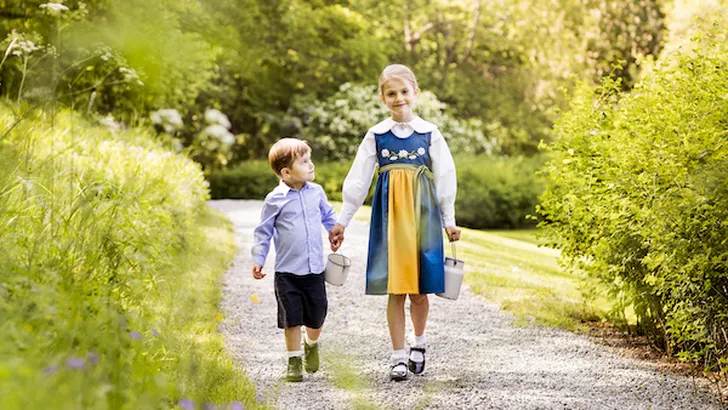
448, 242, 460, 266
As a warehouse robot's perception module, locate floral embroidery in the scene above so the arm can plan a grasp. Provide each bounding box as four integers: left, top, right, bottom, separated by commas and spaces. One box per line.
381, 146, 427, 161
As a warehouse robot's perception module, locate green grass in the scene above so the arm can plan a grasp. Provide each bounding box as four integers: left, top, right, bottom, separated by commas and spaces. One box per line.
322, 348, 377, 409
458, 226, 614, 330
0, 107, 262, 410
154, 206, 263, 409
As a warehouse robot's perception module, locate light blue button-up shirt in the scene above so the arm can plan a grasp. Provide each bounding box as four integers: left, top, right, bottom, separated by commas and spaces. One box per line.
251, 181, 337, 275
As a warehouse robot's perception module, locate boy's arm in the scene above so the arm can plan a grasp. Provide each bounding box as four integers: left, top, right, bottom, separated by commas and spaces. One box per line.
251, 199, 280, 277
319, 186, 337, 232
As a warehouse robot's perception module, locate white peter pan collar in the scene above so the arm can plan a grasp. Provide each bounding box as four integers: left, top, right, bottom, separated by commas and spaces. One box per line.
369, 116, 438, 135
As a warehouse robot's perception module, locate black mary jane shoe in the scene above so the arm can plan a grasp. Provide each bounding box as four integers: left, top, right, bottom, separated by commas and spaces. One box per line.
390, 361, 408, 381
408, 347, 426, 375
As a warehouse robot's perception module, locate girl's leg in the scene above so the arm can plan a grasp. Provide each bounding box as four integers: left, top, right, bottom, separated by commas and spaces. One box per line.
408, 294, 429, 337
387, 294, 407, 349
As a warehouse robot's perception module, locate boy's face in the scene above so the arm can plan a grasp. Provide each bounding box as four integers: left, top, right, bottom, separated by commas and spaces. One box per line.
282, 151, 315, 188
380, 77, 418, 122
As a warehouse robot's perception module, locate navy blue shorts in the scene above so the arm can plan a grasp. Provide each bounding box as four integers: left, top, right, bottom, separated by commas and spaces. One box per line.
274, 272, 327, 329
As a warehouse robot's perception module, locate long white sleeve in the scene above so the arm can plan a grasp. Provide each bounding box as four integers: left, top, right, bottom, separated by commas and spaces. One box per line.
338, 132, 377, 227
430, 129, 457, 227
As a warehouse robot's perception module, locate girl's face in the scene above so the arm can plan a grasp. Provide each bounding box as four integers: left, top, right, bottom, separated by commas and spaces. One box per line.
380, 77, 418, 122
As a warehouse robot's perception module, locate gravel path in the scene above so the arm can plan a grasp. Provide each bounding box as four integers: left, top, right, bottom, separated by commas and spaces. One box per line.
210, 199, 722, 410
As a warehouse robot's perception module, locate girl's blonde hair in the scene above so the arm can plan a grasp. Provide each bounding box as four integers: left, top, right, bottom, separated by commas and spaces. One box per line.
378, 64, 418, 95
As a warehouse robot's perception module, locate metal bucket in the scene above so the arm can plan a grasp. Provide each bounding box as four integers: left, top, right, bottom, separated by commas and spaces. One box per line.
436, 244, 465, 300
324, 252, 351, 286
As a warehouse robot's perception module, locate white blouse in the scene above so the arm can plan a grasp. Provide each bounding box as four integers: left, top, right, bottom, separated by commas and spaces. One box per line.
338, 116, 457, 228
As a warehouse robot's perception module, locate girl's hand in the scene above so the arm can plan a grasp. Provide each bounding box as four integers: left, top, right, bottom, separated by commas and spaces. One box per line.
252, 264, 266, 279
445, 226, 461, 242
329, 224, 345, 251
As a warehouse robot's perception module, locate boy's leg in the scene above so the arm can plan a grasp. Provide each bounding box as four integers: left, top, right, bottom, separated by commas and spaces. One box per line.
275, 272, 305, 382
388, 294, 408, 381
303, 326, 322, 373
285, 326, 302, 351
301, 273, 327, 373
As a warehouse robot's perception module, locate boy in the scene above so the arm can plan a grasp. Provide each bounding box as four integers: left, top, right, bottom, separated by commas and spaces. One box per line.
251, 138, 341, 382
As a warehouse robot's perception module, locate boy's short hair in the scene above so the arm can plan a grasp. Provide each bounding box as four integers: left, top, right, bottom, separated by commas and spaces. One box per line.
268, 138, 311, 176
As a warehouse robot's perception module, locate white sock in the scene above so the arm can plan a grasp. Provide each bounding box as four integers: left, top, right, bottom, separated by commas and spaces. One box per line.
305, 334, 318, 346
287, 350, 303, 358
391, 349, 407, 365
410, 334, 426, 363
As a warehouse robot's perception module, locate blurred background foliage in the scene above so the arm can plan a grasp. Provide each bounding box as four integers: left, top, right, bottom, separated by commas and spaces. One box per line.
1, 0, 671, 162
0, 0, 686, 229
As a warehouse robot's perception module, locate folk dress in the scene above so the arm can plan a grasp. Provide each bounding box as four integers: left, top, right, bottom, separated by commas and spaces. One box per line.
338, 117, 457, 296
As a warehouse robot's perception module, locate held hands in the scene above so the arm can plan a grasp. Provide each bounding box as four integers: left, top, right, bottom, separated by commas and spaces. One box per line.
445, 226, 461, 242
329, 223, 345, 251
252, 264, 266, 279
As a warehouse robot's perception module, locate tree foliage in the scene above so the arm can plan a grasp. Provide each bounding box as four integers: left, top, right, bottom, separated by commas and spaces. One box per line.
0, 0, 670, 168
538, 12, 728, 370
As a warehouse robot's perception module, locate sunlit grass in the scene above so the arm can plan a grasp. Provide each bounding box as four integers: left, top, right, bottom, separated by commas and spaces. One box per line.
0, 107, 262, 410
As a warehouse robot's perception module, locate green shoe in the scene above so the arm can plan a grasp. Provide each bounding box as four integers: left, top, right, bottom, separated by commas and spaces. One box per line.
286, 356, 303, 382
304, 342, 319, 373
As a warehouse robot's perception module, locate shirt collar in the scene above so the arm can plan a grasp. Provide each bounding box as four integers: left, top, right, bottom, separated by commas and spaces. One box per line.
272, 180, 309, 196
369, 116, 438, 134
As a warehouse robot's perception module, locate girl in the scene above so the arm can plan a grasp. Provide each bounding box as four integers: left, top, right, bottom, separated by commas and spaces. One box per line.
329, 64, 460, 381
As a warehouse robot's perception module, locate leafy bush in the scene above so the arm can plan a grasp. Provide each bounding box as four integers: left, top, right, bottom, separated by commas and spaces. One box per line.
455, 155, 545, 229
538, 13, 728, 371
207, 159, 376, 204
0, 107, 257, 409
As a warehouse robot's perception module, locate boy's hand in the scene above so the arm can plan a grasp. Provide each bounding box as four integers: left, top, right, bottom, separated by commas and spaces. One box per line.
252, 264, 266, 279
445, 226, 461, 242
329, 223, 345, 251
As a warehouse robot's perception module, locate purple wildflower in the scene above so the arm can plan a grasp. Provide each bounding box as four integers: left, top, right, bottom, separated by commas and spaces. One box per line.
230, 402, 245, 410
255, 391, 264, 403
87, 352, 100, 364
66, 356, 85, 370
179, 399, 195, 410
203, 404, 217, 410
130, 330, 142, 340
152, 328, 160, 337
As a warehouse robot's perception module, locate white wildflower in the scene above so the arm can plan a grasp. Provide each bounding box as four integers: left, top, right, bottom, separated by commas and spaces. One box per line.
98, 115, 120, 133
381, 149, 390, 157
204, 125, 235, 145
150, 108, 183, 133
204, 108, 231, 129
39, 3, 69, 14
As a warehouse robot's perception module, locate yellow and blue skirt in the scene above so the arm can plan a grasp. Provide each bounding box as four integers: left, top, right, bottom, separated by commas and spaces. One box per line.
366, 164, 445, 295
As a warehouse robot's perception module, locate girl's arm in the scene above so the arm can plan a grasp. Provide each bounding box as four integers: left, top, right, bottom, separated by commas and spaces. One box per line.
337, 132, 377, 227
430, 129, 457, 228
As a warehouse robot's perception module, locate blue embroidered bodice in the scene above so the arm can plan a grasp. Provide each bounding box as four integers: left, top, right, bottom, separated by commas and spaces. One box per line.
374, 130, 432, 169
